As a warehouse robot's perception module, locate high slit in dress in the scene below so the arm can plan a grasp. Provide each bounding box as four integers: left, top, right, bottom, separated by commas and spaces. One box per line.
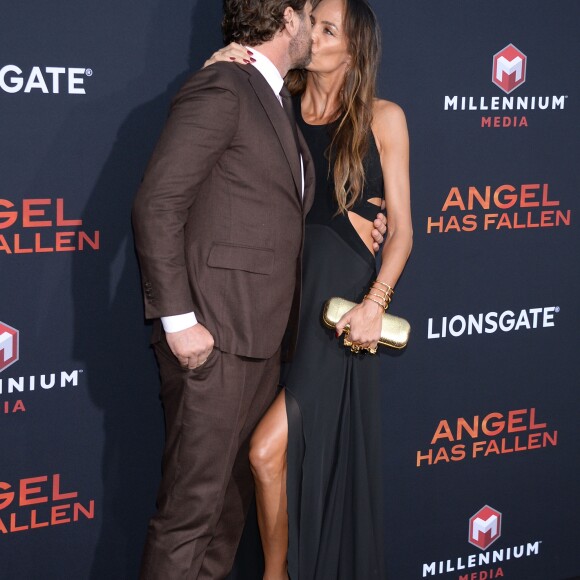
283, 98, 387, 580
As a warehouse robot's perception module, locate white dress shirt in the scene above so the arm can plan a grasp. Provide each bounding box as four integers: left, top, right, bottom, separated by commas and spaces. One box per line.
162, 50, 303, 334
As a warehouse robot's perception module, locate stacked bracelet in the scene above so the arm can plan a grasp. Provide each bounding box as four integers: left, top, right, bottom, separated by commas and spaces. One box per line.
363, 280, 394, 311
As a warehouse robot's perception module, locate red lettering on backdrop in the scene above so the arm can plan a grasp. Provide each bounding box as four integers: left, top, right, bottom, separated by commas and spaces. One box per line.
427, 184, 570, 234
23, 199, 52, 227
20, 476, 49, 506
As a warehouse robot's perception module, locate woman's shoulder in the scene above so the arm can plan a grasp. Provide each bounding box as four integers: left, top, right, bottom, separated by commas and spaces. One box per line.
372, 98, 407, 127
371, 99, 409, 149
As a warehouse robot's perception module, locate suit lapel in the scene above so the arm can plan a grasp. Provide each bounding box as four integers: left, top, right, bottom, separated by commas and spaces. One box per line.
245, 68, 303, 202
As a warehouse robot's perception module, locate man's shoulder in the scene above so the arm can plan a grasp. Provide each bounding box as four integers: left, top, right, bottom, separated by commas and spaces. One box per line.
170, 63, 254, 110
181, 62, 251, 94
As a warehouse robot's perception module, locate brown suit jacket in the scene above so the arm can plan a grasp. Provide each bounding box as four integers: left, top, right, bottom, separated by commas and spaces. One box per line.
133, 62, 315, 359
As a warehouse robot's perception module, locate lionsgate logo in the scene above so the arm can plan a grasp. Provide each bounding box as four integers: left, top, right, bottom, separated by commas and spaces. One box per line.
0, 65, 93, 95
0, 322, 19, 373
422, 506, 541, 578
444, 43, 567, 128
428, 306, 559, 340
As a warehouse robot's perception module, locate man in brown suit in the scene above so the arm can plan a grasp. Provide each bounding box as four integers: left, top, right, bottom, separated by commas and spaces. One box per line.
132, 0, 315, 578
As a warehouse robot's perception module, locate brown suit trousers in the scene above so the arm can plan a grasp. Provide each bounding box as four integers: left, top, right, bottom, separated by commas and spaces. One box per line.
140, 336, 279, 579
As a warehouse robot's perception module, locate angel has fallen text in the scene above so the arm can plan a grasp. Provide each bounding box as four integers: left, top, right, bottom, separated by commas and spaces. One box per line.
426, 183, 571, 234
416, 408, 557, 467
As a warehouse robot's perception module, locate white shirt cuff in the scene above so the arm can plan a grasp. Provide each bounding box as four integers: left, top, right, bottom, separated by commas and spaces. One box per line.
161, 312, 198, 333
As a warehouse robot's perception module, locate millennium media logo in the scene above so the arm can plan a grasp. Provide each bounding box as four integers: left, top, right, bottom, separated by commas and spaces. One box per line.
422, 506, 542, 578
0, 322, 19, 373
0, 322, 85, 416
492, 44, 526, 94
469, 505, 502, 550
443, 43, 567, 128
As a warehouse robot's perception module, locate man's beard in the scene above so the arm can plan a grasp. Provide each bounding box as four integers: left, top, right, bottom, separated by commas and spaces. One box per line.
289, 26, 313, 69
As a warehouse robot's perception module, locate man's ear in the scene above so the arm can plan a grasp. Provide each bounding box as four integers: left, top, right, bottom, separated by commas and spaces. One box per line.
282, 6, 298, 37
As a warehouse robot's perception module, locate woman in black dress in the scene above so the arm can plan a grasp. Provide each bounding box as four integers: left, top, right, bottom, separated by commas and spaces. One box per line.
208, 0, 412, 577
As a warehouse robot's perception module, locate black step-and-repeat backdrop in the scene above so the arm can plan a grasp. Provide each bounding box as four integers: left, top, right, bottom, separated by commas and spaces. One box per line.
1, 1, 578, 579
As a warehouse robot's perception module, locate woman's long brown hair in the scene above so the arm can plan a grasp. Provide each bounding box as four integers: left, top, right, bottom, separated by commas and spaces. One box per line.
286, 0, 381, 213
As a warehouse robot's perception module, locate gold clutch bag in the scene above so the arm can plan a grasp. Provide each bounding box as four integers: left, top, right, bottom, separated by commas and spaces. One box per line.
322, 297, 410, 350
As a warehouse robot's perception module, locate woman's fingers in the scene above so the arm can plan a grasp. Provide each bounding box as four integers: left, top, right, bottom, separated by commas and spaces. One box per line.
203, 43, 254, 68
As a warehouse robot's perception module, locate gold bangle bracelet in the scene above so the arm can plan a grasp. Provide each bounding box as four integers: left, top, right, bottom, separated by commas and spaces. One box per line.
372, 283, 393, 295
370, 288, 392, 302
367, 291, 388, 304
370, 287, 392, 304
374, 280, 394, 295
364, 294, 389, 311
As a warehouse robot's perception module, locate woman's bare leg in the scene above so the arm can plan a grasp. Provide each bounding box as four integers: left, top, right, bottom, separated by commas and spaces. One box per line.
249, 389, 289, 580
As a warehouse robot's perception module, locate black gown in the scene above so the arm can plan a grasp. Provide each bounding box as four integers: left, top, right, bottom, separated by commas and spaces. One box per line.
283, 98, 387, 580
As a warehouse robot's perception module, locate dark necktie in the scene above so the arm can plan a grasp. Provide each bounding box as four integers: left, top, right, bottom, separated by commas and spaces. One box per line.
279, 86, 302, 156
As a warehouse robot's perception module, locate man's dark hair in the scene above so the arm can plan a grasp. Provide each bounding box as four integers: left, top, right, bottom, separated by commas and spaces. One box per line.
222, 0, 308, 45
